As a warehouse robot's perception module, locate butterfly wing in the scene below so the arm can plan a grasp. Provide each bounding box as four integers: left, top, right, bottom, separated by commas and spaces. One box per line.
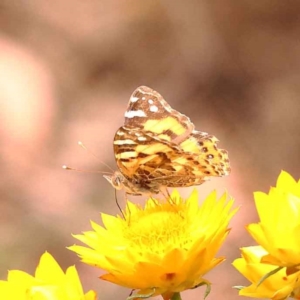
123, 86, 231, 178
113, 127, 209, 191
178, 130, 231, 177
112, 86, 230, 194
124, 86, 194, 144
114, 126, 182, 177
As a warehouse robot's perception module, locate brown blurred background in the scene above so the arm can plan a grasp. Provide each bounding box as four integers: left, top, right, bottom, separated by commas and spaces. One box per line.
1, 1, 300, 299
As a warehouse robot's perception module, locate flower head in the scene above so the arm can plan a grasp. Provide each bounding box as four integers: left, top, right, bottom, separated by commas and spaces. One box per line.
233, 246, 300, 299
0, 252, 97, 300
247, 171, 300, 270
69, 189, 237, 300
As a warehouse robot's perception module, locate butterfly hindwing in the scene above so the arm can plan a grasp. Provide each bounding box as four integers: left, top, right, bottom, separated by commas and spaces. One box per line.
113, 126, 208, 193
114, 126, 181, 176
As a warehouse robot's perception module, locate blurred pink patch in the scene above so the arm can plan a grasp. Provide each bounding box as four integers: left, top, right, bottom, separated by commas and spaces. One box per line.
0, 36, 56, 170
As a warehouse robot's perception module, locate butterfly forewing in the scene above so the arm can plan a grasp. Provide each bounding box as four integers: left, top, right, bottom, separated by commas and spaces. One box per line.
125, 86, 194, 144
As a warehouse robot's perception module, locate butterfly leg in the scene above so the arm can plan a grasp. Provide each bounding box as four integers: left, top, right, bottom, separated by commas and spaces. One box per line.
114, 189, 125, 219
160, 187, 170, 199
160, 187, 178, 205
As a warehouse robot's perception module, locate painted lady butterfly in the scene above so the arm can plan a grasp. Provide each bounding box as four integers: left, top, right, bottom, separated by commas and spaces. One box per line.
104, 86, 230, 195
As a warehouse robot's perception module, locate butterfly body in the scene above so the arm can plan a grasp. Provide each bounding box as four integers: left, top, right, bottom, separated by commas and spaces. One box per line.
105, 86, 230, 195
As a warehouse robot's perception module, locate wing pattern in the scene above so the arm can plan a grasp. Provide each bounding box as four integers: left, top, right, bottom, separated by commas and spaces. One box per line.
105, 86, 230, 195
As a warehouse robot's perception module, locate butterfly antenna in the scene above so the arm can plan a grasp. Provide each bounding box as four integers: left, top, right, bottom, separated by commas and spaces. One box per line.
78, 141, 115, 172
62, 165, 112, 175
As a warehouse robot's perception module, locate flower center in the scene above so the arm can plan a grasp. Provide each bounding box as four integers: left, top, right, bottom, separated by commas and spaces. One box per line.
123, 209, 191, 253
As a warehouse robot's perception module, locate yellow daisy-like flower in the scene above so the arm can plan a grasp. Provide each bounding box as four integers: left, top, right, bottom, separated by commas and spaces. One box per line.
247, 171, 300, 271
69, 189, 237, 300
0, 252, 97, 300
232, 246, 300, 299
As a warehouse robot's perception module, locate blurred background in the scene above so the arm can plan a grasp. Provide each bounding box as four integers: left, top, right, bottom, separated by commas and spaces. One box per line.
1, 1, 300, 299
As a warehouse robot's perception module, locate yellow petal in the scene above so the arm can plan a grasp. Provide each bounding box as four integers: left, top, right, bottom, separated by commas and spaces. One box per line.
233, 246, 300, 299
247, 171, 300, 268
0, 252, 97, 300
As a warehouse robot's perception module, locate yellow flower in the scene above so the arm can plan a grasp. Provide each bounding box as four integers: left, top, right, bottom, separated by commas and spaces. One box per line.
0, 252, 97, 300
232, 246, 300, 299
247, 171, 300, 271
69, 189, 237, 300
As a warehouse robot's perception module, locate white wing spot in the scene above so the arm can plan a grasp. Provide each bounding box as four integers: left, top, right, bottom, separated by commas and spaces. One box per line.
142, 97, 146, 100
117, 151, 137, 158
114, 139, 137, 145
148, 99, 154, 104
193, 129, 208, 136
150, 105, 158, 112
125, 110, 146, 118
116, 131, 125, 136
137, 136, 147, 141
130, 96, 139, 103
135, 132, 141, 136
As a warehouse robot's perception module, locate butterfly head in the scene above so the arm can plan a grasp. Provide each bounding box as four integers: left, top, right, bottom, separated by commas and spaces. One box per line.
104, 171, 154, 195
103, 172, 125, 191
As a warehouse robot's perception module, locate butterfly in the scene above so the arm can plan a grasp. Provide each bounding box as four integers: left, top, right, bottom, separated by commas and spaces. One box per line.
104, 86, 230, 195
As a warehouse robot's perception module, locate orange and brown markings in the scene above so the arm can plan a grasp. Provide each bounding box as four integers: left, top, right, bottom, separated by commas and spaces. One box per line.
106, 86, 231, 195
